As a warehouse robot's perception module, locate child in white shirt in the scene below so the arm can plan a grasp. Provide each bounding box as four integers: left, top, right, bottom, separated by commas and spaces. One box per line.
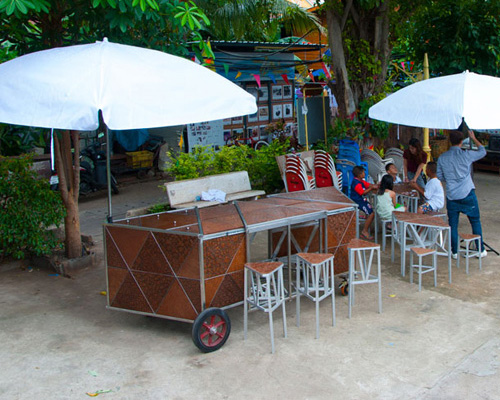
410, 161, 444, 213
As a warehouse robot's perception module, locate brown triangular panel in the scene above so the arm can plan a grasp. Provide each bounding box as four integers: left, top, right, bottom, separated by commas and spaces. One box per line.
230, 270, 244, 294
106, 226, 149, 267
178, 278, 202, 314
156, 280, 197, 320
204, 235, 242, 278
328, 211, 356, 247
210, 275, 243, 308
204, 275, 224, 307
226, 234, 246, 274
133, 271, 175, 311
111, 271, 153, 313
107, 267, 128, 303
175, 243, 200, 279
132, 234, 172, 275
155, 232, 197, 274
105, 231, 127, 269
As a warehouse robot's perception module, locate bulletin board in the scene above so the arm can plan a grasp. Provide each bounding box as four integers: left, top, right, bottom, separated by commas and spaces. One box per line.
187, 120, 225, 152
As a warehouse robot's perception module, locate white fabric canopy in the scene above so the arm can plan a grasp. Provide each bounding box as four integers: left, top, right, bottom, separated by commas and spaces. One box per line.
369, 71, 500, 130
0, 38, 257, 130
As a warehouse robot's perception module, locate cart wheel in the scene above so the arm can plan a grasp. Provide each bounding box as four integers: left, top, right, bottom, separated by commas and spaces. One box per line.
339, 280, 349, 296
192, 308, 231, 353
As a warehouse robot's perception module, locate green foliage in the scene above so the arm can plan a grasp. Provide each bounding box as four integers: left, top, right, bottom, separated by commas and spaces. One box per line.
147, 202, 170, 213
1, 0, 212, 59
0, 124, 47, 156
0, 154, 65, 260
166, 139, 289, 194
401, 0, 500, 76
344, 38, 381, 84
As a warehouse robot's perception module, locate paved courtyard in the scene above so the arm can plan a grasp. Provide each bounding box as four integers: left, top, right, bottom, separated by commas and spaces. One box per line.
1, 172, 500, 399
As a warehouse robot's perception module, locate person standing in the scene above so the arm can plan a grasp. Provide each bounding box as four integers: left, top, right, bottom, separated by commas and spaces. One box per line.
437, 129, 487, 258
403, 138, 427, 188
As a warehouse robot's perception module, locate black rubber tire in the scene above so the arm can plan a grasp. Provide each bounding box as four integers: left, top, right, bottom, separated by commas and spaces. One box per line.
254, 140, 269, 151
111, 175, 119, 194
192, 308, 231, 353
79, 173, 93, 196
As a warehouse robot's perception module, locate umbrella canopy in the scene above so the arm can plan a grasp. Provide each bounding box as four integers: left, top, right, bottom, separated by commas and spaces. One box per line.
369, 71, 500, 130
0, 38, 257, 130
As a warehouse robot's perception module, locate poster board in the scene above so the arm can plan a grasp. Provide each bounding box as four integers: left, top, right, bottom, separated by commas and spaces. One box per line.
187, 120, 224, 151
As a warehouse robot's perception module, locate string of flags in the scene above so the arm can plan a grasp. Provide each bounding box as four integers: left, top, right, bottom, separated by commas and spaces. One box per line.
191, 55, 333, 85
400, 61, 415, 71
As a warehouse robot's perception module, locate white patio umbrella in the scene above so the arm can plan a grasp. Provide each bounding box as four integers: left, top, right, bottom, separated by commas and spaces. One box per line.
369, 71, 500, 130
0, 38, 257, 219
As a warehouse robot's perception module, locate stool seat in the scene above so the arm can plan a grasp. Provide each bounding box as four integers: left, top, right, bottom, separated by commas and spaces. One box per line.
459, 233, 480, 240
296, 252, 334, 264
347, 238, 382, 318
246, 261, 283, 275
348, 238, 380, 249
409, 246, 437, 291
244, 261, 287, 354
296, 253, 335, 339
410, 247, 436, 256
457, 233, 483, 274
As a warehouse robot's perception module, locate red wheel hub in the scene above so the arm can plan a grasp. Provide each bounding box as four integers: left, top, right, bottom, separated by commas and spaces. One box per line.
200, 315, 228, 347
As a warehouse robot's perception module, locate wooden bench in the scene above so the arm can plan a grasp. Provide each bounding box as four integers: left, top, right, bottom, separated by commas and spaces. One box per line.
165, 171, 265, 209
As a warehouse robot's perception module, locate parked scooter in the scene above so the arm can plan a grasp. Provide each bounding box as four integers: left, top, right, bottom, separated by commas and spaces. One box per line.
50, 142, 119, 196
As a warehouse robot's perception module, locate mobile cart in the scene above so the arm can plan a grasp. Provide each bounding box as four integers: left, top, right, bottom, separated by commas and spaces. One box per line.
104, 187, 357, 352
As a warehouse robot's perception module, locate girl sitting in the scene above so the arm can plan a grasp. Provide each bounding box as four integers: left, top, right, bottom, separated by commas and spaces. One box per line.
376, 174, 405, 223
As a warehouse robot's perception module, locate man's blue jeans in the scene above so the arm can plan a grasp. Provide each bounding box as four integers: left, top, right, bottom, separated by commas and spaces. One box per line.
447, 189, 484, 254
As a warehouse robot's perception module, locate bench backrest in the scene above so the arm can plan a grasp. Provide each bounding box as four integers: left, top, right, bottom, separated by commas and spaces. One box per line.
166, 171, 252, 207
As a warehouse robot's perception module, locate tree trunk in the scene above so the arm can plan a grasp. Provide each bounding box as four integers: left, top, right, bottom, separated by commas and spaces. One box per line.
54, 130, 82, 259
326, 9, 356, 119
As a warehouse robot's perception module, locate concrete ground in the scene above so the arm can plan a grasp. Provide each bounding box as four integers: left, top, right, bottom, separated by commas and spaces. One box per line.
1, 173, 500, 399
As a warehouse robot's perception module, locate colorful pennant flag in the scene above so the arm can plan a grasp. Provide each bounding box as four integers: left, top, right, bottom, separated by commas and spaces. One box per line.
235, 71, 242, 79
223, 63, 229, 77
253, 74, 261, 88
268, 72, 276, 84
281, 74, 290, 85
322, 62, 331, 79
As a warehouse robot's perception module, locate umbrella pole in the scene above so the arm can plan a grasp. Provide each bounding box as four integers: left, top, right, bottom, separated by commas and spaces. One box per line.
422, 53, 432, 160
304, 88, 309, 150
322, 89, 327, 145
105, 125, 113, 223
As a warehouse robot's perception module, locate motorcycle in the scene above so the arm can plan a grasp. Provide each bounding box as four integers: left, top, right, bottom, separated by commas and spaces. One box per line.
50, 142, 119, 196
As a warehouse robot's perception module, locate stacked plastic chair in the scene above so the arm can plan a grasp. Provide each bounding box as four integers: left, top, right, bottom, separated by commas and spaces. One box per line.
314, 150, 342, 190
336, 140, 369, 195
360, 149, 394, 183
285, 154, 315, 192
385, 147, 405, 180
335, 158, 356, 196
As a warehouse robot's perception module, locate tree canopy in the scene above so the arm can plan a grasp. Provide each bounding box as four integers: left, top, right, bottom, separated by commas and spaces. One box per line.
399, 0, 500, 76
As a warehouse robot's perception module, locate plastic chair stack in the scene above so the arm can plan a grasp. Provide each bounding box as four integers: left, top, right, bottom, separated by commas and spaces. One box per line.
337, 139, 369, 174
335, 158, 356, 196
314, 150, 341, 190
385, 148, 405, 181
285, 154, 315, 192
360, 149, 394, 183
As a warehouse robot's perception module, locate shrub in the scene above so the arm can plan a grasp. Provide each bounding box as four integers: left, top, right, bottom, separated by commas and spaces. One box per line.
165, 139, 289, 194
0, 155, 65, 260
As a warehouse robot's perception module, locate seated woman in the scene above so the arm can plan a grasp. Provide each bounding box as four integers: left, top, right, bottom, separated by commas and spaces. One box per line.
376, 174, 405, 223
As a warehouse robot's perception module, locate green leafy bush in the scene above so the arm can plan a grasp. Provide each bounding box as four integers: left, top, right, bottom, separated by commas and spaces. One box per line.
166, 139, 289, 194
0, 155, 65, 260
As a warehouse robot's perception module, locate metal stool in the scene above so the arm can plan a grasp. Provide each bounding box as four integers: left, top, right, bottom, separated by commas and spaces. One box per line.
244, 261, 287, 354
409, 247, 437, 291
380, 219, 392, 251
295, 253, 335, 339
347, 239, 382, 318
457, 233, 483, 274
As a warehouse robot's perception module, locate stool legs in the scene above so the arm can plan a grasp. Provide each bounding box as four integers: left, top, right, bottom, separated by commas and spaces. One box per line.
457, 236, 482, 274
244, 263, 286, 354
296, 255, 335, 339
348, 244, 382, 318
409, 250, 437, 291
